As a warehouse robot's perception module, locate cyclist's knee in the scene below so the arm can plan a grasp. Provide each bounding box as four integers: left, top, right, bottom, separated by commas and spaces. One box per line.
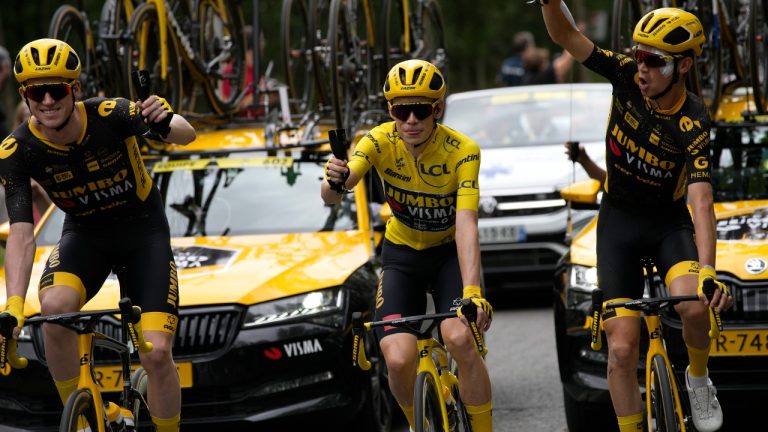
139, 333, 174, 371
380, 334, 417, 374
674, 300, 708, 323
442, 326, 476, 359
606, 340, 639, 372
39, 287, 80, 316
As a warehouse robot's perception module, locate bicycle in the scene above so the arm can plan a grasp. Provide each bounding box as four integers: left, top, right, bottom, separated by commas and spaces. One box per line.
0, 297, 154, 432
351, 298, 486, 432
124, 0, 248, 115
588, 257, 723, 432
48, 0, 137, 100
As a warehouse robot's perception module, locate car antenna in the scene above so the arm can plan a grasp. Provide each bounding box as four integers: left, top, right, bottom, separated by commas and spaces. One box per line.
564, 55, 579, 247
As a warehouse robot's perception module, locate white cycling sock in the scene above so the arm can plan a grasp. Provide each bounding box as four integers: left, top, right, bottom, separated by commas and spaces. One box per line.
687, 368, 709, 387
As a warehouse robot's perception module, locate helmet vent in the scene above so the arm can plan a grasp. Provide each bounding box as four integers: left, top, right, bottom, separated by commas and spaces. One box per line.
429, 74, 443, 91
30, 47, 40, 65
641, 14, 665, 34
664, 27, 690, 45
66, 52, 80, 71
398, 67, 407, 84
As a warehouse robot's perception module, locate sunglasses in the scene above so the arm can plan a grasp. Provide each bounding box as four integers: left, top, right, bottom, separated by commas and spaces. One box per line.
632, 46, 675, 68
22, 81, 75, 103
389, 101, 439, 121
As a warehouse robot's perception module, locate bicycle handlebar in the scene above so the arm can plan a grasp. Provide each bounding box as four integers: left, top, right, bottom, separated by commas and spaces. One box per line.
0, 314, 29, 374
351, 299, 487, 370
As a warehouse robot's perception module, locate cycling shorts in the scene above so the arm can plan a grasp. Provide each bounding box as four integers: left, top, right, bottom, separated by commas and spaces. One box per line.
39, 190, 179, 334
373, 239, 463, 340
596, 194, 699, 303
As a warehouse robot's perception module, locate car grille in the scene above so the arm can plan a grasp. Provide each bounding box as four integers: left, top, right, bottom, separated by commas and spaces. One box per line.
480, 191, 564, 218
31, 306, 244, 363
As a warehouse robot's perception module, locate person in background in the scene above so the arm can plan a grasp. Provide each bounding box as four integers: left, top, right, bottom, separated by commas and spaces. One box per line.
564, 141, 606, 185
499, 31, 575, 86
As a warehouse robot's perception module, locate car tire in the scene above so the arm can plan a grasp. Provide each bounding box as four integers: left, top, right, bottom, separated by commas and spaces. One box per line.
562, 388, 618, 432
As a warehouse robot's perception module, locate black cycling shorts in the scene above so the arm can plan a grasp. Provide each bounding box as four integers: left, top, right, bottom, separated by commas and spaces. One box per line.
374, 239, 463, 340
39, 190, 179, 334
596, 194, 699, 302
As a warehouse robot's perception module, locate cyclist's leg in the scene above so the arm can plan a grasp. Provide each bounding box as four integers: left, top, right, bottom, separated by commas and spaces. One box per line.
122, 212, 180, 431
433, 244, 491, 432
374, 240, 428, 431
38, 225, 111, 404
596, 196, 645, 430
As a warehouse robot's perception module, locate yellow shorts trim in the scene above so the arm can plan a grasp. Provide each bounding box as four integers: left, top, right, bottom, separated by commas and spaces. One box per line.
142, 312, 178, 334
665, 260, 699, 287
602, 297, 640, 322
39, 272, 87, 308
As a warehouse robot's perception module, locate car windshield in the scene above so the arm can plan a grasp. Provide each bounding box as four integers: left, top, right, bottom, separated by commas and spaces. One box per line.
443, 86, 612, 148
35, 150, 357, 245
711, 124, 768, 202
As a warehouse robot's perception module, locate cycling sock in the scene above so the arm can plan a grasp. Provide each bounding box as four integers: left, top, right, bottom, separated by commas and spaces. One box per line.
617, 412, 643, 431
151, 413, 180, 432
399, 403, 416, 431
686, 343, 709, 378
53, 376, 79, 405
465, 400, 493, 432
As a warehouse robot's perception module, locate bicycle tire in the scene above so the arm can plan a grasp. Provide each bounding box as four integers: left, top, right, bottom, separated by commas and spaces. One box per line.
60, 389, 100, 432
381, 0, 407, 72
611, 0, 658, 54
328, 0, 371, 133
414, 371, 446, 432
124, 2, 183, 112
689, 0, 723, 113
749, 0, 768, 113
281, 0, 314, 114
415, 0, 446, 70
129, 367, 151, 431
48, 5, 99, 97
199, 0, 248, 115
648, 355, 678, 432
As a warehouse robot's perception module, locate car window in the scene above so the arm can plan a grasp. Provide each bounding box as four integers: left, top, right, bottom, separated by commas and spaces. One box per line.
35, 152, 358, 244
443, 86, 612, 148
711, 125, 768, 202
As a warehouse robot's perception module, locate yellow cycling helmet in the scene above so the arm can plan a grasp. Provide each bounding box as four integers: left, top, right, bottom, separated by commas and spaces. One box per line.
14, 38, 81, 84
383, 59, 446, 101
632, 8, 705, 56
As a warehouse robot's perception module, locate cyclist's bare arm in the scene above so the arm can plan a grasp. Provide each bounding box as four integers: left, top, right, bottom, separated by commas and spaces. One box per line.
456, 210, 481, 289
3, 222, 35, 339
321, 157, 362, 205
540, 0, 594, 63
688, 182, 716, 268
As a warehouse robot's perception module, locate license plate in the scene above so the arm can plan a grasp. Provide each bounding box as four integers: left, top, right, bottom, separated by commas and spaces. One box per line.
479, 226, 525, 243
710, 330, 768, 356
94, 362, 193, 392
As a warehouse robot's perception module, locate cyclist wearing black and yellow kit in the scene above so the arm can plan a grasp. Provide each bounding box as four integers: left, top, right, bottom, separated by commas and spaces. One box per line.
322, 59, 493, 432
0, 39, 196, 432
538, 3, 733, 432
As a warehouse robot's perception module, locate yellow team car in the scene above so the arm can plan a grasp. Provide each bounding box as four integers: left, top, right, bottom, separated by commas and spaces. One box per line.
554, 91, 768, 432
0, 123, 393, 431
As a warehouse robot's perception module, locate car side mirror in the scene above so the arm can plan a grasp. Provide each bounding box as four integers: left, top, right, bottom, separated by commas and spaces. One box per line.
560, 179, 601, 209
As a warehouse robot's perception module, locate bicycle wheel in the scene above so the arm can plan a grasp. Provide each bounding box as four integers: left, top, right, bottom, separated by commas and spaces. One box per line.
612, 0, 658, 54
689, 0, 723, 113
124, 2, 183, 112
381, 0, 407, 71
648, 355, 679, 432
749, 0, 768, 113
447, 355, 471, 432
48, 5, 99, 97
281, 0, 314, 114
414, 371, 446, 432
199, 0, 248, 114
129, 367, 151, 431
328, 0, 372, 132
310, 0, 334, 112
60, 389, 100, 432
97, 0, 132, 98
415, 0, 446, 70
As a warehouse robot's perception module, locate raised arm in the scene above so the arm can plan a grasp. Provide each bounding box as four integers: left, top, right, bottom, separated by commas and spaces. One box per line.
539, 0, 594, 62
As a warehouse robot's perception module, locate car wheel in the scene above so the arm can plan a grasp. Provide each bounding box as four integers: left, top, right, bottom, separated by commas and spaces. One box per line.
355, 338, 394, 432
562, 388, 618, 432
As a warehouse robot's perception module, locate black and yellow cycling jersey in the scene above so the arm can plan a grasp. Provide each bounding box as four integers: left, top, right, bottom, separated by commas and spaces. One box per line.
582, 45, 712, 208
347, 122, 480, 250
0, 98, 153, 224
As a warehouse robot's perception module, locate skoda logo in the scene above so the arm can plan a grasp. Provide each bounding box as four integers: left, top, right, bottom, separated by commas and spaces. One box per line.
745, 258, 767, 275
478, 196, 498, 217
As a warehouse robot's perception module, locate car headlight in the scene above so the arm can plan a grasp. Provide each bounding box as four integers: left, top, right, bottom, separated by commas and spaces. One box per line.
567, 265, 599, 307
242, 288, 344, 329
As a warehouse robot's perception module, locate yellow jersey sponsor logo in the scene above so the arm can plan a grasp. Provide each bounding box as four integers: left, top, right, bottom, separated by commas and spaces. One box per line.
54, 171, 74, 183
611, 124, 676, 171
98, 100, 118, 117
694, 156, 709, 170
679, 116, 702, 132
624, 111, 639, 130
0, 137, 18, 159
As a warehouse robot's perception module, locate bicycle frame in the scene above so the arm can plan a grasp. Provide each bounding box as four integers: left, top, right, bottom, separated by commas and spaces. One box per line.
415, 335, 459, 431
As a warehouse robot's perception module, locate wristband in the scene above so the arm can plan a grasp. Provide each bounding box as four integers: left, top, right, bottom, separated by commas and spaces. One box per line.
463, 285, 482, 298
5, 296, 24, 328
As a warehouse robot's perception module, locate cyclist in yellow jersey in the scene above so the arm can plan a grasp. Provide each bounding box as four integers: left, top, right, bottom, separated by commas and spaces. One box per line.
322, 59, 493, 431
0, 39, 196, 432
537, 2, 733, 431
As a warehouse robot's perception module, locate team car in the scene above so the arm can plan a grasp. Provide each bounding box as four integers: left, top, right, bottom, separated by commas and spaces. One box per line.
554, 90, 768, 432
0, 123, 393, 431
442, 83, 611, 293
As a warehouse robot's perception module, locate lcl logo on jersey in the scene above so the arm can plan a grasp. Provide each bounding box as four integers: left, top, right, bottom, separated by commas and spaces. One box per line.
745, 258, 767, 275
420, 163, 451, 176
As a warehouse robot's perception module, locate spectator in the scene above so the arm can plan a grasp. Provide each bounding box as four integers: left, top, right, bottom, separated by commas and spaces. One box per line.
499, 31, 576, 87
498, 31, 535, 86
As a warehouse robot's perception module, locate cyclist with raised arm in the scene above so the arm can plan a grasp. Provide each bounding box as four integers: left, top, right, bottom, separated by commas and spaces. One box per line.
322, 59, 493, 432
536, 3, 733, 431
0, 39, 196, 432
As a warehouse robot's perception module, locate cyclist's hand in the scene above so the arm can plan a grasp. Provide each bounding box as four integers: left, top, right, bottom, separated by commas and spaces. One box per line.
137, 96, 174, 138
698, 265, 732, 313
459, 285, 493, 332
1, 296, 25, 341
325, 157, 349, 188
